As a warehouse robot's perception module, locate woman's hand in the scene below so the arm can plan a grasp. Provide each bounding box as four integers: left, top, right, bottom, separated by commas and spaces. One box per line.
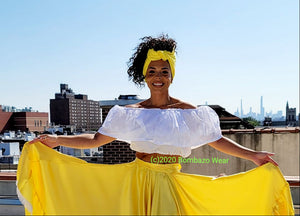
29, 134, 59, 149
250, 151, 278, 167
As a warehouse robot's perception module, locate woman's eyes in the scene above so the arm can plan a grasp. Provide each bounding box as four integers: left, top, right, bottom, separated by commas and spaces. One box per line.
147, 70, 170, 76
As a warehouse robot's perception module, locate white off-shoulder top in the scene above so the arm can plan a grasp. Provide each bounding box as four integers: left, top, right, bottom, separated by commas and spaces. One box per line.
98, 105, 222, 157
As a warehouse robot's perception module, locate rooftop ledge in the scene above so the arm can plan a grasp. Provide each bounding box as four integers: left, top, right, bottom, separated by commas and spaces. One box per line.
1, 172, 299, 186
222, 127, 300, 134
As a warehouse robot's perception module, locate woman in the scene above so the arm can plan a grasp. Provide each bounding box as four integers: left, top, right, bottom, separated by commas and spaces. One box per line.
23, 35, 293, 215
33, 35, 276, 167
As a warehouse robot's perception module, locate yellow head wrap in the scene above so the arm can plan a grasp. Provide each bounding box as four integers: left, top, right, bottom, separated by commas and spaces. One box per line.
142, 49, 176, 79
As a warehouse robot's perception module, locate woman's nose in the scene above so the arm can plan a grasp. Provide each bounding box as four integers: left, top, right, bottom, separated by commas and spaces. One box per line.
154, 71, 163, 77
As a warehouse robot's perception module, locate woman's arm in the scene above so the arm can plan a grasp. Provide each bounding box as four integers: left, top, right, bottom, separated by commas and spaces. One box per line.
208, 136, 278, 166
29, 133, 116, 149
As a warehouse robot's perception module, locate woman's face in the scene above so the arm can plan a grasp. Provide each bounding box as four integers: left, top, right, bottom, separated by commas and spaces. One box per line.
145, 60, 172, 92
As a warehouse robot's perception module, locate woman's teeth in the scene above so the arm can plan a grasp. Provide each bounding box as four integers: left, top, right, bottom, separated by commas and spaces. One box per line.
153, 83, 163, 86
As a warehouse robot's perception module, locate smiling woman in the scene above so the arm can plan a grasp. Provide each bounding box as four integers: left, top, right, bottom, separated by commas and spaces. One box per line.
126, 35, 192, 109
127, 35, 177, 87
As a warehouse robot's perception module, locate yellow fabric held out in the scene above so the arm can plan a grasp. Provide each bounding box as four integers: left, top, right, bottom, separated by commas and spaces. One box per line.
142, 49, 176, 79
17, 142, 294, 215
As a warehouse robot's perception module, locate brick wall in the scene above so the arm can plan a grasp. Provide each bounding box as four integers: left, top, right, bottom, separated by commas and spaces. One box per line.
102, 140, 136, 164
13, 112, 48, 132
0, 110, 13, 133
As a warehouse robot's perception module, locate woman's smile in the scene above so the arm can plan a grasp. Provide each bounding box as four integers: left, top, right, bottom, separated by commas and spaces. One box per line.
145, 59, 172, 92
152, 82, 164, 87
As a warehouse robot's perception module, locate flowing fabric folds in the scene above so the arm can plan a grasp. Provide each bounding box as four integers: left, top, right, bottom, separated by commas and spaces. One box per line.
17, 142, 294, 215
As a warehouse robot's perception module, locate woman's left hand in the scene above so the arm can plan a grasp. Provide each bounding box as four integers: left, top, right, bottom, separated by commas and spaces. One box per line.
251, 151, 278, 166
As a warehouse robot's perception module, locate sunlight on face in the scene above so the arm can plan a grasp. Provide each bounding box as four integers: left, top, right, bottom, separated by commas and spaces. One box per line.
145, 60, 172, 91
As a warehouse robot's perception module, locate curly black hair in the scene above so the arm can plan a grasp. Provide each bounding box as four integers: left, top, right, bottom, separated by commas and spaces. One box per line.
127, 34, 177, 87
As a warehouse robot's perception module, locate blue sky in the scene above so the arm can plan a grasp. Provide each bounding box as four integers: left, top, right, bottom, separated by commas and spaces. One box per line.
0, 0, 298, 116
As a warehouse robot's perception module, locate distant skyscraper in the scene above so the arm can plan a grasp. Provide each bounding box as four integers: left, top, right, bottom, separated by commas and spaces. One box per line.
286, 101, 297, 126
249, 107, 253, 117
240, 99, 244, 118
234, 108, 240, 117
260, 96, 265, 120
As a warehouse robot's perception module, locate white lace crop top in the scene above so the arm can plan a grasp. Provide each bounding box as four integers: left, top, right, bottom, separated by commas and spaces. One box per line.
98, 105, 222, 157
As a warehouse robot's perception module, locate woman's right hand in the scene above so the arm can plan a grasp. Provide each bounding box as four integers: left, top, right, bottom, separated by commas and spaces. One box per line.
29, 134, 59, 149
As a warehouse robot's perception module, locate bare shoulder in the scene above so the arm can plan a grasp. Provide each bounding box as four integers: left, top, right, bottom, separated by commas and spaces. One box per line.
180, 102, 197, 109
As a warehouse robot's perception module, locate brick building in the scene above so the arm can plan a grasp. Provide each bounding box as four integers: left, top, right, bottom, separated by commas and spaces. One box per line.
50, 84, 101, 131
0, 105, 48, 133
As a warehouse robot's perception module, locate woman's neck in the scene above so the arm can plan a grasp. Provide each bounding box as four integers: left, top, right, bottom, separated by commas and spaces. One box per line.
148, 91, 173, 108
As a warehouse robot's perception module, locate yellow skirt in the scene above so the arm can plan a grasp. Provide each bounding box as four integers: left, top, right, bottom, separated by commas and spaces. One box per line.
17, 142, 294, 215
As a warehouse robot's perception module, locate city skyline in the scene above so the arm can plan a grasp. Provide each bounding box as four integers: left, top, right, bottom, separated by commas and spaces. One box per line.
1, 93, 297, 121
0, 1, 298, 115
1, 90, 298, 117
234, 96, 294, 121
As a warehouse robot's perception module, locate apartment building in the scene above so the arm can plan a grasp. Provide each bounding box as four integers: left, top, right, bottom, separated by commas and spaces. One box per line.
50, 84, 101, 131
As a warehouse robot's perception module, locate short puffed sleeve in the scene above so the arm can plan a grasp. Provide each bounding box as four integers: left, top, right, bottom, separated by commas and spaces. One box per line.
97, 105, 145, 142
188, 106, 222, 149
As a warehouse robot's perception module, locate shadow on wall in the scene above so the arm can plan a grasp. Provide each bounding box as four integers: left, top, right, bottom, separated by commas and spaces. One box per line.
181, 131, 299, 176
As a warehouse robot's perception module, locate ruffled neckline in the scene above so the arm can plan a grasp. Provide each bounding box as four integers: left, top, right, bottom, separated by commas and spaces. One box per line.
115, 105, 201, 111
